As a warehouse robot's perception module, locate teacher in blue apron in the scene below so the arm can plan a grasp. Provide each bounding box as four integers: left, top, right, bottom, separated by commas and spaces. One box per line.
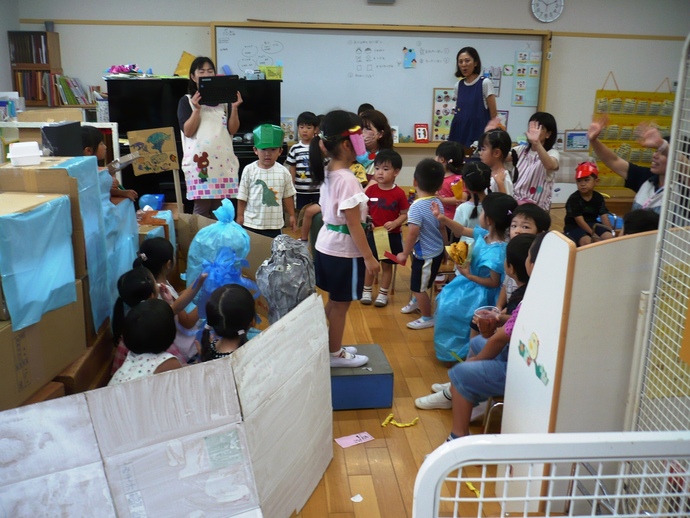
177, 56, 242, 217
448, 47, 497, 158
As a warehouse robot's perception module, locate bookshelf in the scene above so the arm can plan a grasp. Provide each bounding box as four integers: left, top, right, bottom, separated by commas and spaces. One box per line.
8, 31, 63, 107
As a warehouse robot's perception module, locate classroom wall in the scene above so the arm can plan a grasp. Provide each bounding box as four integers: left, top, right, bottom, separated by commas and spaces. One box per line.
0, 1, 20, 91
6, 1, 690, 182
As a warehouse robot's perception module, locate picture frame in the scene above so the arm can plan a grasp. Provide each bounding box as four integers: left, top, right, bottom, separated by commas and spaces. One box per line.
414, 123, 429, 143
564, 130, 590, 152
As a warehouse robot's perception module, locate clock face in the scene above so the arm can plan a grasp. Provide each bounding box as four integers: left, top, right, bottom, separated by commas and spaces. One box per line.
531, 0, 564, 23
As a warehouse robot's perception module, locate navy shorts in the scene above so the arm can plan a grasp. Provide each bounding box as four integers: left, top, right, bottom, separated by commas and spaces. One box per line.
296, 192, 320, 210
410, 252, 444, 293
566, 224, 610, 244
366, 231, 403, 264
314, 251, 365, 302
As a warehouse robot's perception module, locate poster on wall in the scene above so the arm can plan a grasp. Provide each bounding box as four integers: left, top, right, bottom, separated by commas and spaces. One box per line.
591, 90, 674, 186
512, 51, 540, 107
431, 87, 455, 141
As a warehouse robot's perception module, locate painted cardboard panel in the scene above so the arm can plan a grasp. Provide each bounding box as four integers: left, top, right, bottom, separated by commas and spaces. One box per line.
0, 394, 115, 516
232, 294, 333, 516
86, 359, 241, 457
0, 462, 116, 517
104, 423, 260, 518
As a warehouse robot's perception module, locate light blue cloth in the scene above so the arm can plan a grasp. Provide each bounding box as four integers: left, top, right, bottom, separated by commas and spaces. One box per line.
102, 169, 138, 310
51, 157, 136, 331
0, 195, 76, 330
434, 227, 506, 362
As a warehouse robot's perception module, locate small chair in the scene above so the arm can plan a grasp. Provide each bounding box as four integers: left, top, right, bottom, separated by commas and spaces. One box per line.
482, 396, 504, 434
430, 260, 456, 311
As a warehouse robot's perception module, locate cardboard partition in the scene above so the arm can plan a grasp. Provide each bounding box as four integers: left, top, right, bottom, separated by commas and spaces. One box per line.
232, 294, 332, 517
0, 279, 86, 411
0, 395, 116, 516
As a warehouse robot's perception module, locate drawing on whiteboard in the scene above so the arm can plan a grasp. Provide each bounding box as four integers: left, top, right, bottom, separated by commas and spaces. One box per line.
241, 46, 258, 58
403, 47, 417, 68
261, 40, 284, 54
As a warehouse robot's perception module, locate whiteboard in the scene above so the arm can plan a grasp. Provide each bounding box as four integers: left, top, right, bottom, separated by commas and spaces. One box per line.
214, 25, 544, 140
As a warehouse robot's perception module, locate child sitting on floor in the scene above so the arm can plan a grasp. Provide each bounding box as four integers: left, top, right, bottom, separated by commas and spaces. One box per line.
109, 298, 182, 385
200, 284, 257, 361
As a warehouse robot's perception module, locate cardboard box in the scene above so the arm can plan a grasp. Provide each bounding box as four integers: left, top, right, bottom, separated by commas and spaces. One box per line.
55, 324, 114, 395
21, 381, 65, 406
137, 223, 165, 245
0, 158, 88, 277
0, 279, 86, 411
17, 108, 84, 144
330, 344, 393, 410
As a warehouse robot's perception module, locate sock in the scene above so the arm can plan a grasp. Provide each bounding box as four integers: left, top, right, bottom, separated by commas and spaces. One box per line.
442, 388, 451, 400
421, 315, 433, 322
446, 431, 460, 442
330, 349, 344, 357
378, 287, 388, 296
363, 285, 372, 293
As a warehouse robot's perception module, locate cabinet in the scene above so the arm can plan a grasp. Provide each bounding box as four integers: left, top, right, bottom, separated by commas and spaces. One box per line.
8, 31, 63, 107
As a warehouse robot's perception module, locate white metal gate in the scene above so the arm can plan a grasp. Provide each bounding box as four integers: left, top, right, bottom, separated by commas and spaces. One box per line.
412, 431, 690, 518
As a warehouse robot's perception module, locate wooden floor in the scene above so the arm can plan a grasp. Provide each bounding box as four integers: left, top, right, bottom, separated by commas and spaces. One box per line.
290, 208, 566, 517
291, 265, 490, 518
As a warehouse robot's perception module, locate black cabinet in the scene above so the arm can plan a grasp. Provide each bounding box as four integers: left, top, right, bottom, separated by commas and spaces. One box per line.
106, 78, 281, 211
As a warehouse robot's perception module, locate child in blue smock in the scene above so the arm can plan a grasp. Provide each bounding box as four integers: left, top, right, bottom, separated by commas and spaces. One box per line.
432, 192, 517, 362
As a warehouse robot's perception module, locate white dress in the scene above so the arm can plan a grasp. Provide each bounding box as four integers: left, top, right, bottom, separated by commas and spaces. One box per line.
108, 351, 176, 385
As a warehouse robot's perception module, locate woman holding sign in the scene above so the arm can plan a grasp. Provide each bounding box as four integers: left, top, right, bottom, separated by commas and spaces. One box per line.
448, 47, 497, 157
177, 56, 242, 217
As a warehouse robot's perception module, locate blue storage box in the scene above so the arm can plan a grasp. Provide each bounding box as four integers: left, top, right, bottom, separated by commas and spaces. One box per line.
331, 344, 393, 410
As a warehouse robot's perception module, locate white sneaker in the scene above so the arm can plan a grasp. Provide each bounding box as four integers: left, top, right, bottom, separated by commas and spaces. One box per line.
407, 317, 435, 330
415, 391, 452, 410
470, 401, 489, 422
400, 299, 419, 314
374, 293, 388, 307
360, 291, 372, 305
330, 350, 369, 368
432, 382, 451, 393
342, 346, 357, 354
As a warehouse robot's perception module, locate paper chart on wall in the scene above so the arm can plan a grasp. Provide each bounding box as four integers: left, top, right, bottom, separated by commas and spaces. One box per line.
512, 51, 541, 107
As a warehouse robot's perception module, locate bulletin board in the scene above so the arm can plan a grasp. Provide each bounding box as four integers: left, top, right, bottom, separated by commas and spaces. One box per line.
212, 23, 550, 140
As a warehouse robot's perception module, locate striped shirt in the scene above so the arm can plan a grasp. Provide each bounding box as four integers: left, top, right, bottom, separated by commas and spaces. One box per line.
285, 141, 319, 194
407, 196, 444, 259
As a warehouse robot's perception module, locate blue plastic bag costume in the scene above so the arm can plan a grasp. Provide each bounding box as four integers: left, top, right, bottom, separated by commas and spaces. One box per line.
186, 199, 258, 319
434, 227, 506, 362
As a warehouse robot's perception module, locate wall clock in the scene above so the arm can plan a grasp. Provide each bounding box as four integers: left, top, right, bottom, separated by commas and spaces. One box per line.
531, 0, 564, 23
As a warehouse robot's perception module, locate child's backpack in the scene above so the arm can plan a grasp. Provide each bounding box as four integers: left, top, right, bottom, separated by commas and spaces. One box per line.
256, 235, 315, 324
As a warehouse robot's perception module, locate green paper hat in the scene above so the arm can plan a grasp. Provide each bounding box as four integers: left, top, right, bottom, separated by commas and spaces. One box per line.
253, 124, 284, 149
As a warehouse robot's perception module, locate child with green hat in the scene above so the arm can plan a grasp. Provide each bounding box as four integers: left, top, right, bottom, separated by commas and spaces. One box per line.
237, 124, 297, 238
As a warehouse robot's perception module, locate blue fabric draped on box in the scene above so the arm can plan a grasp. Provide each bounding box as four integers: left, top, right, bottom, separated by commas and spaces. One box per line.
0, 195, 76, 330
